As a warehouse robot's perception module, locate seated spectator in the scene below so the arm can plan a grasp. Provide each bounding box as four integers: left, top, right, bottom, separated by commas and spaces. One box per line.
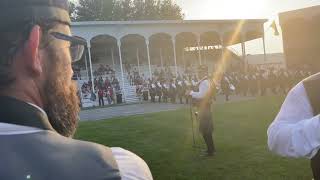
98, 77, 104, 89
105, 78, 111, 89
112, 77, 120, 87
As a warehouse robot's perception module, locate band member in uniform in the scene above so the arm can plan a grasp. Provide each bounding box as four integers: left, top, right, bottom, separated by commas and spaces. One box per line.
142, 82, 149, 101
184, 78, 191, 104
170, 79, 177, 103
221, 74, 231, 101
186, 66, 215, 156
177, 80, 184, 104
192, 77, 198, 92
156, 81, 163, 103
149, 81, 156, 103
162, 81, 169, 103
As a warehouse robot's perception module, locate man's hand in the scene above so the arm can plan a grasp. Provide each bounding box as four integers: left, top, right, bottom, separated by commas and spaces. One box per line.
185, 90, 192, 96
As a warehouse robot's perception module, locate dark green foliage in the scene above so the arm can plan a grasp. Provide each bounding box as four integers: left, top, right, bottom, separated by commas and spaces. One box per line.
73, 0, 184, 21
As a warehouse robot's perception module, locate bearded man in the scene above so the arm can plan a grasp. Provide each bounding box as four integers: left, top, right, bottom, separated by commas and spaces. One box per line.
0, 0, 153, 179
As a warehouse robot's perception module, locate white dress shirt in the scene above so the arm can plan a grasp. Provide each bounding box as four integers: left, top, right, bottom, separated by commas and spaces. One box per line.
267, 82, 320, 159
189, 80, 209, 99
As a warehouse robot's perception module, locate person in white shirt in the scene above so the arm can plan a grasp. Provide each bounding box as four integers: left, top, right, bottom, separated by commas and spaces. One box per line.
267, 73, 320, 179
186, 66, 215, 156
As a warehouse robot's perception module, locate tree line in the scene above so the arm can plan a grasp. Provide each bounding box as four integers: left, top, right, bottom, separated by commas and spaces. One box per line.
70, 0, 184, 21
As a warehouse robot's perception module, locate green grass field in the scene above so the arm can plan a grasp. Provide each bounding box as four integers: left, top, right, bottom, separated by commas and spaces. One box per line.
75, 96, 312, 180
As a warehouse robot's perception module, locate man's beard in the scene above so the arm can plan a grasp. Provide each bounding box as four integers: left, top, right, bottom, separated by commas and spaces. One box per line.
43, 51, 80, 137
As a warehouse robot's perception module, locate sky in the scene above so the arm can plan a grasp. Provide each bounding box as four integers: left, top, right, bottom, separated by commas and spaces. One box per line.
175, 0, 320, 20
174, 0, 320, 54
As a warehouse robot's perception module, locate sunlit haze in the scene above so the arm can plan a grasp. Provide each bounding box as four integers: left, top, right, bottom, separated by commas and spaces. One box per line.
175, 0, 320, 19
174, 0, 320, 54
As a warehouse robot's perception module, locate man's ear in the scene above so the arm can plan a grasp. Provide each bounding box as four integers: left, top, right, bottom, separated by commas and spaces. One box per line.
23, 25, 43, 75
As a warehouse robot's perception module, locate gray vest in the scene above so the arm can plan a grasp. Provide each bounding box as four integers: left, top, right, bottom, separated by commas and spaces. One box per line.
0, 96, 121, 180
0, 130, 121, 180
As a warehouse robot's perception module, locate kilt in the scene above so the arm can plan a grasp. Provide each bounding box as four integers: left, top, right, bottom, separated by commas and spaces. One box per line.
198, 105, 213, 134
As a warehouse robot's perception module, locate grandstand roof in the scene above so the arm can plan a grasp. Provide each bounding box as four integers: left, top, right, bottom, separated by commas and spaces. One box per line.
71, 19, 268, 46
72, 19, 267, 26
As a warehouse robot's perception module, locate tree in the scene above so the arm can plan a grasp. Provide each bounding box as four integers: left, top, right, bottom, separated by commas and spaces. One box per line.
76, 0, 104, 21
69, 1, 77, 21
74, 0, 184, 21
159, 0, 184, 20
101, 0, 115, 21
132, 0, 144, 20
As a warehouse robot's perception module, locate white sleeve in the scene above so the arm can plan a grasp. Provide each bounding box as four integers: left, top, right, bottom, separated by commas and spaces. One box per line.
190, 80, 209, 99
111, 147, 153, 180
267, 82, 320, 159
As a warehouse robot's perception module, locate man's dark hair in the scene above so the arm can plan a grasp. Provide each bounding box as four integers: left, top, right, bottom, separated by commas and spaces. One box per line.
0, 19, 64, 89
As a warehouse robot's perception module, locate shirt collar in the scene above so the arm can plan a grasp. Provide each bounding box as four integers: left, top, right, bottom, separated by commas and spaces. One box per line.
0, 96, 55, 131
0, 122, 43, 135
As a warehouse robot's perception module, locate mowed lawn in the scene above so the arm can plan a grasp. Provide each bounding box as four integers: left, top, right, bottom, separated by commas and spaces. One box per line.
75, 96, 312, 180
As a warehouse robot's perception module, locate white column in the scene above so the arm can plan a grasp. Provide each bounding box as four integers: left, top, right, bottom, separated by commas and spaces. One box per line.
146, 39, 152, 79
172, 37, 178, 77
160, 48, 164, 69
84, 47, 89, 81
87, 44, 95, 91
197, 35, 202, 65
203, 50, 207, 65
241, 35, 247, 72
117, 40, 126, 102
220, 37, 225, 60
111, 48, 115, 69
262, 32, 267, 62
182, 48, 186, 71
136, 48, 141, 75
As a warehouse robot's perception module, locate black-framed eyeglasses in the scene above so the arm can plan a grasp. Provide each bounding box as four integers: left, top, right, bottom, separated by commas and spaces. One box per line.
50, 32, 87, 62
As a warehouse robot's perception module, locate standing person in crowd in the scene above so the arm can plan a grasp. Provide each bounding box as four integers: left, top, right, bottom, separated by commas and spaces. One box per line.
184, 77, 191, 104
136, 84, 143, 103
259, 70, 267, 96
98, 76, 104, 89
112, 76, 119, 87
242, 74, 249, 96
156, 80, 163, 103
98, 88, 105, 106
0, 0, 153, 179
177, 79, 184, 104
106, 87, 113, 105
186, 66, 215, 157
267, 72, 320, 180
162, 81, 169, 103
149, 80, 156, 103
170, 79, 177, 103
142, 82, 149, 101
221, 74, 231, 101
105, 77, 111, 89
269, 70, 277, 94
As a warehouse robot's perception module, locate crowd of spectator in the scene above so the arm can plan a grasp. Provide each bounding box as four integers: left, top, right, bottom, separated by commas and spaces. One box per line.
78, 62, 316, 107
93, 64, 115, 77
80, 64, 122, 106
